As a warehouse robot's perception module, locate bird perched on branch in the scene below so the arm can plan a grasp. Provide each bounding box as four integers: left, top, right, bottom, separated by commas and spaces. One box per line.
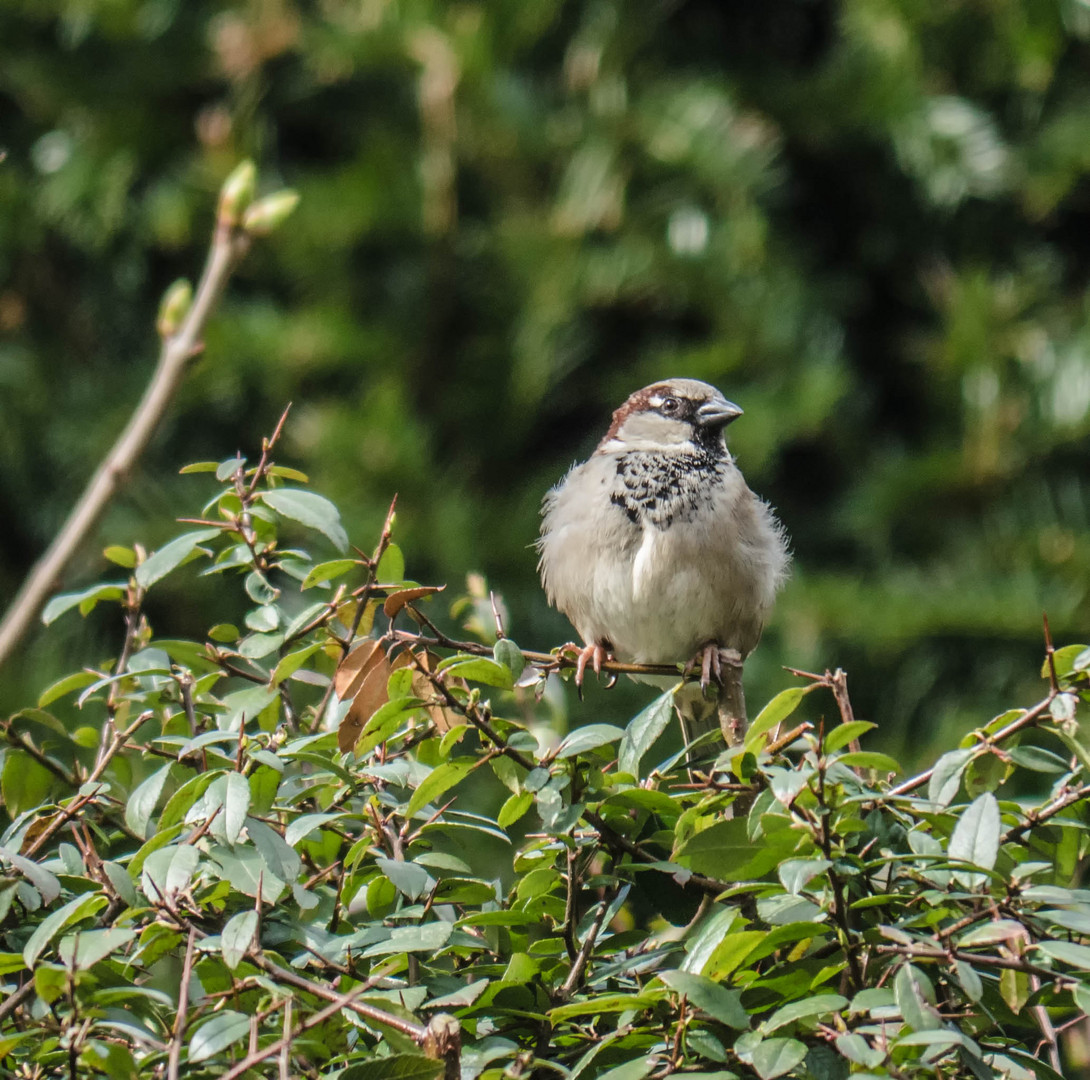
538, 378, 789, 760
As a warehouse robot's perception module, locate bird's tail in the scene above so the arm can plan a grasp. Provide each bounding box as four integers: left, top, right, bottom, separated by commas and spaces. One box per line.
674, 663, 747, 776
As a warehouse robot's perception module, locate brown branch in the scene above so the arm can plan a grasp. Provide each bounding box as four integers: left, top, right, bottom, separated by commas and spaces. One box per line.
0, 176, 258, 671
166, 927, 197, 1080
0, 977, 35, 1025
558, 889, 615, 998
875, 943, 1079, 985
248, 953, 428, 1041
217, 981, 388, 1080
883, 693, 1056, 800
582, 809, 728, 897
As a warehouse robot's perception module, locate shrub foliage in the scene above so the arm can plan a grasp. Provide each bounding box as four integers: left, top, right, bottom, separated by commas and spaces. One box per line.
2, 432, 1089, 1079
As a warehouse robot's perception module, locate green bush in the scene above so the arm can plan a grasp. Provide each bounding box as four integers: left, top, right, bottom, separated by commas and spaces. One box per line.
2, 434, 1089, 1079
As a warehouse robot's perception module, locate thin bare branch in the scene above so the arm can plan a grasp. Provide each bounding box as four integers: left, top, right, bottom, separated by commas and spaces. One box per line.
0, 209, 253, 670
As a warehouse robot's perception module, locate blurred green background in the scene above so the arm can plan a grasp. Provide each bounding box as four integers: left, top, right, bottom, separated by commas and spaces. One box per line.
2, 0, 1089, 766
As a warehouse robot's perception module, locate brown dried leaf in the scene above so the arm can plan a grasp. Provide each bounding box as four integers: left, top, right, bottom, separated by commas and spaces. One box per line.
410, 651, 461, 732
337, 648, 414, 755
334, 639, 385, 701
383, 585, 445, 619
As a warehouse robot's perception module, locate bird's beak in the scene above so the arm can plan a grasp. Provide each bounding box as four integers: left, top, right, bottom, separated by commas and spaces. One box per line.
696, 399, 743, 429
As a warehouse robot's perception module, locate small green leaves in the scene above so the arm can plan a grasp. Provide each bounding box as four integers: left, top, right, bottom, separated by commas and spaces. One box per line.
221, 910, 258, 970
618, 690, 674, 775
554, 723, 625, 758
188, 1010, 251, 1063
750, 1039, 808, 1080
657, 970, 748, 1028
744, 685, 812, 753
948, 792, 1001, 887
928, 748, 973, 807
260, 488, 349, 551
41, 581, 127, 624
8, 437, 1090, 1080
136, 528, 220, 589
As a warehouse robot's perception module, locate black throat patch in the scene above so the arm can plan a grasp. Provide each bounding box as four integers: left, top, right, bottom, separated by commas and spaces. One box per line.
610, 447, 729, 529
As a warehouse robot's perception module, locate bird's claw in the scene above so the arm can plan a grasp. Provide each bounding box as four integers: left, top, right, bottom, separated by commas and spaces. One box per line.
686, 644, 743, 696
563, 641, 614, 698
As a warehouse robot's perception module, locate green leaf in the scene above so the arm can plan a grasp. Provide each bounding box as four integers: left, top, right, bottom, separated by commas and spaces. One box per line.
406, 760, 473, 818
822, 720, 876, 754
57, 927, 136, 970
285, 813, 344, 848
361, 920, 453, 957
1008, 745, 1069, 774
260, 489, 348, 551
135, 528, 221, 589
778, 857, 831, 895
894, 964, 942, 1032
956, 960, 983, 1002
37, 670, 98, 707
221, 909, 258, 970
24, 892, 109, 968
376, 542, 405, 582
928, 748, 973, 808
377, 857, 435, 901
301, 558, 359, 589
1036, 940, 1090, 970
208, 772, 252, 845
679, 817, 788, 882
836, 751, 900, 773
949, 792, 1000, 886
595, 1058, 656, 1080
124, 763, 173, 837
41, 581, 127, 625
554, 724, 626, 758
762, 994, 847, 1033
619, 691, 674, 775
271, 643, 322, 685
657, 970, 748, 1028
188, 1010, 251, 1063
744, 686, 813, 754
493, 638, 526, 679
549, 993, 663, 1022
0, 845, 61, 903
208, 845, 285, 904
34, 964, 67, 1004
1, 751, 54, 817
835, 1033, 884, 1068
340, 1056, 444, 1080
103, 545, 136, 568
439, 657, 514, 689
498, 791, 534, 828
751, 1038, 808, 1080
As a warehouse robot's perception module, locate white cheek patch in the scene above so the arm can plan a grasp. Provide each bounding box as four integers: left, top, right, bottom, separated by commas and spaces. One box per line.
647, 396, 664, 407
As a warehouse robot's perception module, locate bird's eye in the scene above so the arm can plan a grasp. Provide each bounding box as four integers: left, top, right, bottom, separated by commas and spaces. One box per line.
660, 397, 681, 414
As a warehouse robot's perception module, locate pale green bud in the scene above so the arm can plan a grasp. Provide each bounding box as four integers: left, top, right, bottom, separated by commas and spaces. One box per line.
217, 160, 257, 228
156, 278, 193, 338
242, 190, 300, 236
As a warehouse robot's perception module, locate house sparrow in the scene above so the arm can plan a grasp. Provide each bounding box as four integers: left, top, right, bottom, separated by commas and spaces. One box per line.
538, 379, 789, 753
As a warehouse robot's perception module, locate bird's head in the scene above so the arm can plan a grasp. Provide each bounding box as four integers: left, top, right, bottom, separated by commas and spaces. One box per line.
597, 379, 743, 455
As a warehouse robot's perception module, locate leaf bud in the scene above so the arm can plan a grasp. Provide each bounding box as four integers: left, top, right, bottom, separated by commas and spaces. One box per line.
156, 278, 193, 339
217, 159, 257, 229
242, 189, 300, 236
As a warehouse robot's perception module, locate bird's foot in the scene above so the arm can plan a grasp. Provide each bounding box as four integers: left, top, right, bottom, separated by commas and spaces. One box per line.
559, 641, 616, 696
684, 644, 743, 695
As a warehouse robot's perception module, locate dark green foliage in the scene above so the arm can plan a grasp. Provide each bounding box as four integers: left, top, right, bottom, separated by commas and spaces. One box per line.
3, 454, 1090, 1077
